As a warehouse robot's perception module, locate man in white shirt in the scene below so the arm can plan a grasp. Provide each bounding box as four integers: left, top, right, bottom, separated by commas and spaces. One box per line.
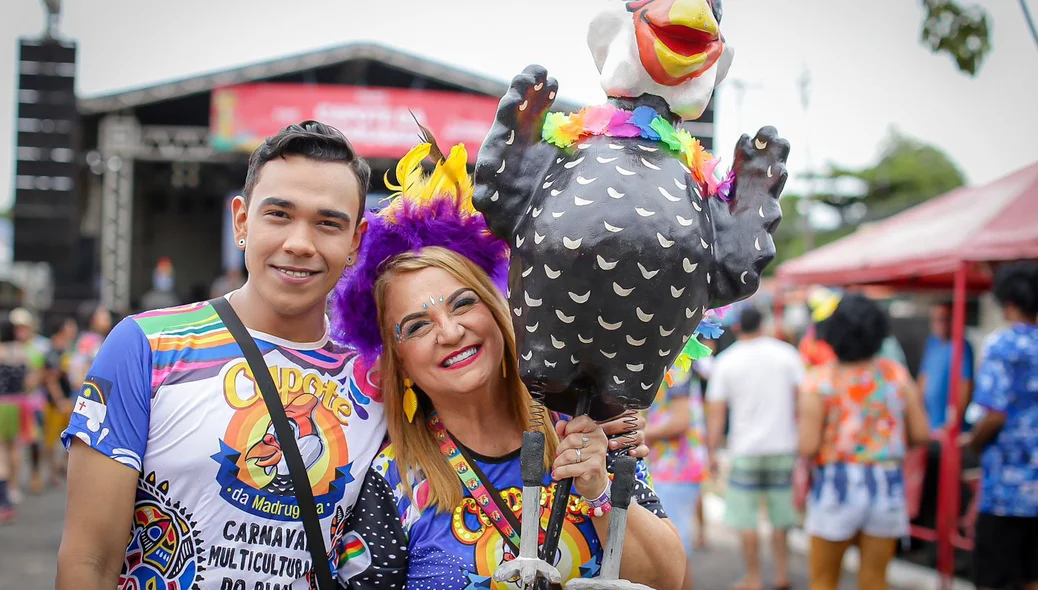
707, 307, 805, 590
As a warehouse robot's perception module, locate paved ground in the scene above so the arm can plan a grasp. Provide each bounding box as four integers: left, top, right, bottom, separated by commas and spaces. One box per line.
0, 483, 861, 590
687, 509, 857, 590
0, 486, 65, 590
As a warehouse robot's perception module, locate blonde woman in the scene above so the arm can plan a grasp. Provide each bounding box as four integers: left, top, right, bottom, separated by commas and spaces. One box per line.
332, 142, 685, 589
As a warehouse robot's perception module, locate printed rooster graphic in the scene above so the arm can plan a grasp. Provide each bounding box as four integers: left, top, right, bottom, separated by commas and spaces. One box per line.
245, 393, 326, 494
472, 0, 789, 419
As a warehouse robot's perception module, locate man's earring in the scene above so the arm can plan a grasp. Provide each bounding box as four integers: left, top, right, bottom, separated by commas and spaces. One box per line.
237, 238, 246, 248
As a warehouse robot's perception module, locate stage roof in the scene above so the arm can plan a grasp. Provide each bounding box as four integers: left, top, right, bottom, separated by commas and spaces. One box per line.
78, 41, 583, 115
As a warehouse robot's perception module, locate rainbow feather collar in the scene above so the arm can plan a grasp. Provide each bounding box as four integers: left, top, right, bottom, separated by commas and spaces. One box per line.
542, 104, 734, 200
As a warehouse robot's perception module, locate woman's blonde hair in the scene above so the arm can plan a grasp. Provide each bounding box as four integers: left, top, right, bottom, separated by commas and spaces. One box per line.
374, 246, 559, 511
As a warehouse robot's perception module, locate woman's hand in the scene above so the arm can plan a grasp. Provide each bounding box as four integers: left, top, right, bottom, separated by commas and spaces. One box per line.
552, 416, 609, 499
600, 411, 650, 458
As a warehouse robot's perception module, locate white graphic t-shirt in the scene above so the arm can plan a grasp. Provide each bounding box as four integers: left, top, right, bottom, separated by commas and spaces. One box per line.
62, 300, 386, 589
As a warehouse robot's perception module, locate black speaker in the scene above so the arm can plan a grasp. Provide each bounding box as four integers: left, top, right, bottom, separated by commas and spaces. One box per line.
12, 38, 80, 299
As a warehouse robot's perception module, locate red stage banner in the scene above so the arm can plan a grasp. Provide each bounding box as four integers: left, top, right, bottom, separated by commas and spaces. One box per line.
210, 84, 501, 161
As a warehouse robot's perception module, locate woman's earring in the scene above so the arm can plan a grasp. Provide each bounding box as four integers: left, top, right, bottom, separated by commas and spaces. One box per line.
346, 255, 354, 266
237, 238, 246, 248
403, 378, 418, 423
502, 359, 508, 379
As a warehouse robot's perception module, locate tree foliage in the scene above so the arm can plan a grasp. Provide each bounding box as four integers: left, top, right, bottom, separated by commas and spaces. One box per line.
920, 0, 992, 76
768, 131, 966, 273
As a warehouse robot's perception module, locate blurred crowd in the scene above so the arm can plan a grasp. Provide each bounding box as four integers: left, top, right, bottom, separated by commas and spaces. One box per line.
640, 261, 1038, 590
0, 303, 114, 521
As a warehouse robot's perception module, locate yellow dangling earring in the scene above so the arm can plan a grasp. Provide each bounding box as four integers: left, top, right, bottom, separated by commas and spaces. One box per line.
402, 378, 418, 423
502, 359, 508, 379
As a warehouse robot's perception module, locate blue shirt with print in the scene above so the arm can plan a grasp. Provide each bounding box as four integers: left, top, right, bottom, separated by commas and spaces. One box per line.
973, 324, 1038, 517
919, 335, 974, 430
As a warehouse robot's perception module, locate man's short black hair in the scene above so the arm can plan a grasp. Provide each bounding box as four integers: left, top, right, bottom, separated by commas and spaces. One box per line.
738, 307, 764, 334
817, 293, 890, 363
242, 120, 371, 221
993, 260, 1038, 317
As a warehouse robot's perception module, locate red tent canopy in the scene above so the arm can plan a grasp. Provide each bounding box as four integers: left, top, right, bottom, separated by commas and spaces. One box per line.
776, 162, 1038, 289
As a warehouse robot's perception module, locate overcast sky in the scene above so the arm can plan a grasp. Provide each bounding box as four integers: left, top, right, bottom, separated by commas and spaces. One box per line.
2, 0, 1037, 211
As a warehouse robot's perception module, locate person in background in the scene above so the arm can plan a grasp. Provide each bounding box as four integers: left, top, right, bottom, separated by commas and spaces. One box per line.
691, 341, 716, 551
919, 302, 974, 434
9, 308, 46, 497
707, 307, 804, 590
139, 257, 181, 311
40, 315, 77, 487
798, 293, 930, 590
67, 303, 112, 391
0, 316, 40, 520
800, 288, 908, 369
915, 301, 976, 542
962, 261, 1038, 590
645, 356, 711, 589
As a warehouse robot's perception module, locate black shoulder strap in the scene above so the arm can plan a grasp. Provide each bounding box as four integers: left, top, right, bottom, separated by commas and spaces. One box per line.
209, 297, 335, 590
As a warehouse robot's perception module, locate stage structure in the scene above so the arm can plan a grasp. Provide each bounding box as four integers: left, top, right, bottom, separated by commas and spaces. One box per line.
14, 34, 717, 314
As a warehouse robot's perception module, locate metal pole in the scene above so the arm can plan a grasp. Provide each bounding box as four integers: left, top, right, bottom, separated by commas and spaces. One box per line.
936, 261, 968, 589
798, 67, 814, 252
40, 0, 62, 39
1020, 0, 1038, 52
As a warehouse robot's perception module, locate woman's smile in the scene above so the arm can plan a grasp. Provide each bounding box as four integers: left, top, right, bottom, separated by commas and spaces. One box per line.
440, 345, 483, 370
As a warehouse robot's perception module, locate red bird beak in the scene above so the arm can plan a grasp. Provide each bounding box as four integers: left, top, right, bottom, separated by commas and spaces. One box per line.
246, 433, 282, 468
630, 0, 723, 86
245, 394, 319, 467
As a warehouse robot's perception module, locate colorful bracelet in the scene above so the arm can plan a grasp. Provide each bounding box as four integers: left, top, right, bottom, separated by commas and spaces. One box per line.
586, 480, 612, 517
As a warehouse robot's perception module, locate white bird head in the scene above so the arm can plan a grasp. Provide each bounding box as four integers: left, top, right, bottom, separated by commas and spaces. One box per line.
588, 0, 733, 120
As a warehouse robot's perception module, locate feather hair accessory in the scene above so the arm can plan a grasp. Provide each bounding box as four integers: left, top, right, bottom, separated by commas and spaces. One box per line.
332, 141, 508, 361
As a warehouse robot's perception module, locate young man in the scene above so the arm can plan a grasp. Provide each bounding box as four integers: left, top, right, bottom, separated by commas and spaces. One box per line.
964, 261, 1038, 590
706, 307, 804, 590
57, 121, 385, 590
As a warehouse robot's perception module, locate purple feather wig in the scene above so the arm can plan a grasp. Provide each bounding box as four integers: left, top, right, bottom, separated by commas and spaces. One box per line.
331, 194, 509, 363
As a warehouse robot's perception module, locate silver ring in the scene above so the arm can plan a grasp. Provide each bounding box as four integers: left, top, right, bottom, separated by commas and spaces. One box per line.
581, 435, 590, 448
576, 448, 583, 463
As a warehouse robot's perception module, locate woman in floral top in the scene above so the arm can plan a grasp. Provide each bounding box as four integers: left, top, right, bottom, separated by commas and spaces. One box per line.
798, 294, 930, 590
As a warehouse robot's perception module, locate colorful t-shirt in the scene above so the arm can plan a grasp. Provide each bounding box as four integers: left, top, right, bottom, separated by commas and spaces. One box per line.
61, 300, 386, 590
802, 358, 910, 466
340, 439, 666, 589
645, 366, 708, 483
973, 323, 1038, 517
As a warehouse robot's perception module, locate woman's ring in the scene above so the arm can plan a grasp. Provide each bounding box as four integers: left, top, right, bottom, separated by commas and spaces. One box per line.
576, 448, 582, 463
581, 435, 590, 448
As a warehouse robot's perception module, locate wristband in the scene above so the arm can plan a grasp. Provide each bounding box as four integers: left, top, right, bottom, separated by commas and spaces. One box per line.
586, 479, 612, 510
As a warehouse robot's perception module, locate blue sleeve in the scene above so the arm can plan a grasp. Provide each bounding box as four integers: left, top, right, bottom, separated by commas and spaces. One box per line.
963, 341, 975, 379
60, 318, 152, 472
973, 345, 1011, 413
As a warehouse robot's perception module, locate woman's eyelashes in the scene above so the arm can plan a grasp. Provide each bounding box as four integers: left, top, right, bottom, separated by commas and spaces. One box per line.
397, 296, 481, 342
